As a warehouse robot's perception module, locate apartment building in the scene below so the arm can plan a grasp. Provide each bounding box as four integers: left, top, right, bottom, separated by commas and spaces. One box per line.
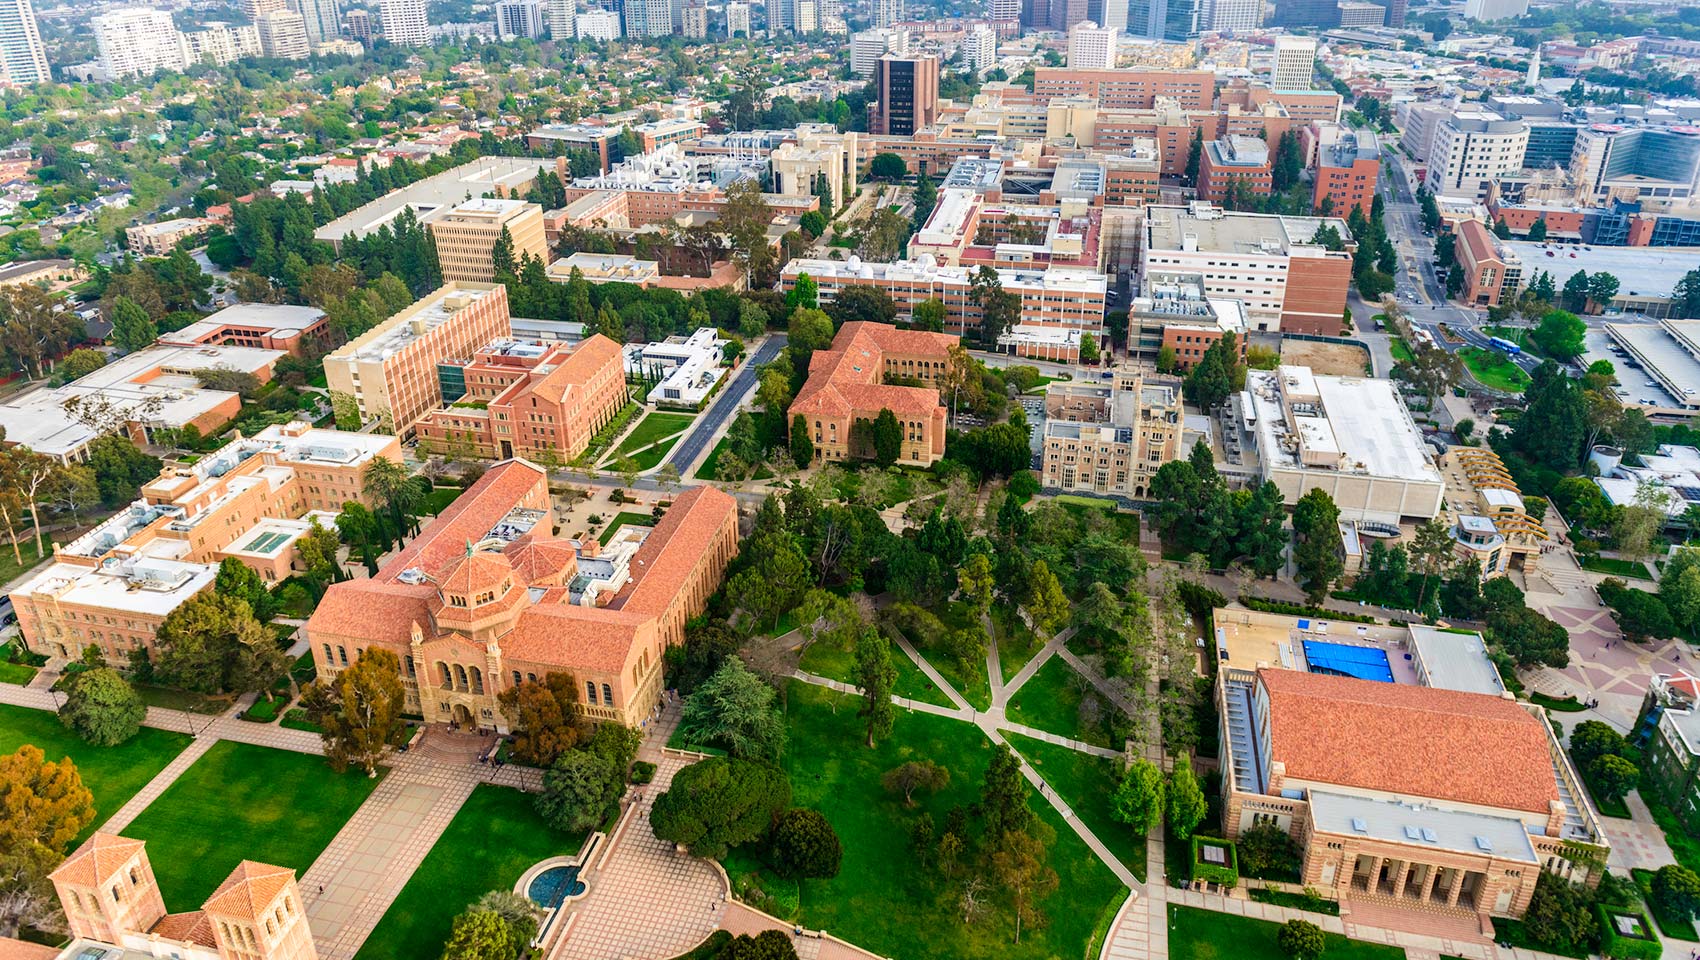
413, 334, 628, 462
870, 54, 940, 136
1198, 135, 1273, 203
1454, 218, 1523, 306
1031, 67, 1213, 110
0, 0, 50, 85
427, 197, 548, 283
14, 423, 400, 664
576, 8, 620, 38
292, 0, 343, 44
254, 9, 310, 58
324, 283, 514, 435
1271, 35, 1316, 92
378, 0, 429, 44
1140, 203, 1355, 335
306, 463, 739, 728
725, 2, 749, 35
181, 21, 261, 65
126, 217, 213, 256
92, 7, 184, 79
781, 257, 1109, 359
1429, 109, 1529, 200
788, 321, 953, 466
1312, 125, 1380, 218
1067, 22, 1117, 69
851, 27, 907, 76
1040, 369, 1183, 498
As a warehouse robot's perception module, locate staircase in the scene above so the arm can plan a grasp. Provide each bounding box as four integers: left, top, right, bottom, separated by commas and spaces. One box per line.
1549, 753, 1593, 839
1223, 680, 1261, 791
1344, 894, 1490, 943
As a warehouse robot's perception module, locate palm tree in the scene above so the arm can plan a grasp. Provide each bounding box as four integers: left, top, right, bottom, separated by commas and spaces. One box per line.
363, 458, 425, 543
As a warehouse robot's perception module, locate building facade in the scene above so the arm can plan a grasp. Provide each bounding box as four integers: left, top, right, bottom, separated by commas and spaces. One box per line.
378, 0, 429, 45
1271, 35, 1315, 92
0, 0, 48, 85
1067, 22, 1117, 69
870, 54, 940, 136
1429, 110, 1529, 200
1040, 369, 1183, 498
93, 8, 184, 79
1198, 135, 1272, 203
788, 321, 954, 467
255, 10, 310, 59
1454, 218, 1522, 306
427, 198, 548, 283
1312, 124, 1379, 217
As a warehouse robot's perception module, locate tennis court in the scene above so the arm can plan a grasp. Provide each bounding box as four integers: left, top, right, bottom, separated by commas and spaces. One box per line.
1301, 640, 1394, 683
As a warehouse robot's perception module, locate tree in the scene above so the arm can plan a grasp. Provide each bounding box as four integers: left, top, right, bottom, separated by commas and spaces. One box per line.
678, 658, 787, 761
1184, 332, 1239, 411
154, 592, 285, 697
871, 408, 902, 466
826, 285, 899, 326
958, 552, 995, 615
721, 931, 801, 960
789, 413, 814, 468
787, 272, 819, 311
1531, 309, 1586, 360
868, 152, 906, 180
1493, 217, 1512, 240
1591, 754, 1639, 802
1528, 216, 1548, 242
1587, 271, 1620, 312
1561, 270, 1592, 313
911, 297, 946, 332
214, 556, 278, 623
0, 745, 96, 937
969, 266, 1021, 346
56, 348, 105, 381
109, 296, 158, 353
981, 744, 1034, 840
1487, 603, 1570, 668
882, 760, 950, 805
1516, 362, 1587, 469
473, 890, 540, 956
301, 647, 406, 775
1408, 518, 1454, 611
770, 807, 842, 880
1662, 547, 1700, 633
799, 210, 827, 238
1166, 754, 1207, 841
1024, 560, 1069, 635
1652, 864, 1700, 922
1278, 919, 1326, 960
990, 827, 1059, 944
1112, 759, 1164, 835
536, 749, 620, 833
363, 456, 425, 540
649, 756, 792, 858
1185, 127, 1203, 183
441, 908, 513, 960
1292, 488, 1344, 604
854, 630, 898, 747
58, 667, 145, 746
497, 673, 584, 767
1079, 334, 1100, 365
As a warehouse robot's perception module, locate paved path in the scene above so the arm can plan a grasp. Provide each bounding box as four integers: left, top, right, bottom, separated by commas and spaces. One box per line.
99, 737, 218, 834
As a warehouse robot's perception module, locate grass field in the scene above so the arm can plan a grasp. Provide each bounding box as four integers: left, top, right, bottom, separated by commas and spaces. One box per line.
1390, 337, 1415, 364
1006, 732, 1143, 878
631, 434, 683, 470
1460, 347, 1531, 393
0, 641, 38, 684
353, 784, 587, 960
598, 511, 657, 545
614, 411, 695, 457
422, 486, 461, 515
752, 681, 1124, 960
122, 741, 384, 906
693, 434, 775, 482
798, 634, 953, 708
1168, 904, 1408, 960
1580, 556, 1652, 580
1006, 655, 1109, 747
918, 602, 992, 711
992, 608, 1042, 684
0, 703, 190, 843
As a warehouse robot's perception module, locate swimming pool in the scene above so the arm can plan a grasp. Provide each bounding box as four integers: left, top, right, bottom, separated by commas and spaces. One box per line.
1302, 640, 1394, 683
526, 864, 586, 909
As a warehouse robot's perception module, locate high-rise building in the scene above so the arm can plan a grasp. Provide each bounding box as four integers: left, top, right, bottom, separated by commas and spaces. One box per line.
1199, 0, 1261, 31
963, 24, 996, 74
990, 0, 1020, 24
792, 0, 816, 30
255, 9, 310, 57
546, 0, 574, 35
92, 8, 186, 79
1272, 0, 1336, 27
870, 53, 938, 136
620, 0, 671, 37
289, 0, 342, 44
1271, 35, 1315, 91
1429, 108, 1528, 199
1334, 2, 1383, 26
496, 0, 545, 36
1128, 0, 1197, 39
1094, 0, 1127, 31
344, 7, 373, 43
240, 0, 288, 20
874, 0, 901, 26
681, 0, 705, 35
768, 0, 792, 32
1371, 0, 1404, 26
1048, 0, 1088, 32
850, 26, 905, 76
1462, 0, 1524, 20
182, 21, 261, 64
576, 7, 619, 37
378, 0, 429, 45
725, 1, 748, 34
427, 198, 548, 284
0, 0, 46, 85
1067, 22, 1117, 69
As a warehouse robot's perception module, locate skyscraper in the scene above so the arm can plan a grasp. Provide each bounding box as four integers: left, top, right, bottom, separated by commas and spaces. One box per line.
496, 0, 545, 37
874, 0, 901, 26
343, 7, 373, 43
963, 24, 995, 73
725, 1, 748, 35
870, 53, 938, 136
92, 8, 186, 79
240, 0, 288, 21
1272, 0, 1336, 27
681, 0, 705, 35
1271, 35, 1315, 91
1067, 22, 1116, 69
0, 0, 48, 85
989, 0, 1019, 22
546, 0, 574, 36
255, 9, 310, 57
289, 0, 342, 45
1199, 0, 1260, 32
620, 0, 672, 37
378, 0, 429, 45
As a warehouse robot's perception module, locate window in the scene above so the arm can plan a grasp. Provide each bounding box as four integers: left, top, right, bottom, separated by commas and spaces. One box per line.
586, 681, 598, 704
337, 646, 348, 665
602, 683, 613, 705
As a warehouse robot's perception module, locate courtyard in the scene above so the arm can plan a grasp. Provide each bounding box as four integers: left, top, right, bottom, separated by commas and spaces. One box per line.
0, 702, 190, 842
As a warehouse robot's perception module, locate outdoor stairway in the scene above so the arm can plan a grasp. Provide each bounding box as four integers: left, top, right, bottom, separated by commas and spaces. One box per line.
1224, 680, 1260, 791
1344, 894, 1490, 944
1549, 753, 1593, 838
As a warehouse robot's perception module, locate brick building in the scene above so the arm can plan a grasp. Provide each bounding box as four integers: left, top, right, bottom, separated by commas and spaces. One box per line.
788, 321, 954, 466
1454, 218, 1523, 307
1198, 135, 1273, 204
1311, 125, 1380, 218
1031, 67, 1214, 109
1040, 369, 1184, 498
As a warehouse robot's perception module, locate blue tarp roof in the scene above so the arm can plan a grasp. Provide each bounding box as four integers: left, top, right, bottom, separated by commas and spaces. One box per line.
1302, 640, 1394, 683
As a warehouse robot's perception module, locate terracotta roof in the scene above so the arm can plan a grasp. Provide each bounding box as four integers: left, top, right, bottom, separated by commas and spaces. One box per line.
153, 911, 219, 948
0, 938, 60, 960
307, 579, 434, 642
1259, 669, 1560, 815
612, 485, 736, 617
842, 320, 958, 356
377, 461, 546, 580
50, 832, 143, 886
202, 861, 295, 922
433, 550, 514, 595
789, 321, 947, 421
503, 534, 578, 586
1456, 218, 1502, 266
503, 602, 652, 672
529, 334, 623, 405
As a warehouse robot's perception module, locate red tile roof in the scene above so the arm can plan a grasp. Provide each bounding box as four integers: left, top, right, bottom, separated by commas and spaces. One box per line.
529, 334, 623, 406
611, 485, 736, 617
307, 579, 434, 643
378, 461, 546, 580
202, 861, 296, 922
0, 939, 59, 960
50, 832, 144, 886
503, 602, 653, 671
1259, 668, 1560, 815
789, 321, 949, 421
153, 911, 219, 948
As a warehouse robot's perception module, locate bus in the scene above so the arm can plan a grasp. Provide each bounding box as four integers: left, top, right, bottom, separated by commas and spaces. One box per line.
1489, 336, 1522, 355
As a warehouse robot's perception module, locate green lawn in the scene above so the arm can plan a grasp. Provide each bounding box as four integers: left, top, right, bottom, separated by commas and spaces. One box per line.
1006, 732, 1144, 878
1460, 347, 1530, 393
598, 511, 657, 545
992, 608, 1042, 684
0, 641, 38, 684
918, 602, 992, 710
1006, 655, 1109, 747
0, 539, 48, 590
797, 635, 953, 708
1581, 556, 1652, 580
1633, 868, 1698, 942
1389, 336, 1415, 365
753, 681, 1124, 960
353, 784, 587, 960
631, 433, 683, 470
122, 741, 384, 906
1168, 904, 1407, 960
137, 684, 226, 715
0, 703, 191, 843
421, 486, 461, 515
613, 411, 695, 457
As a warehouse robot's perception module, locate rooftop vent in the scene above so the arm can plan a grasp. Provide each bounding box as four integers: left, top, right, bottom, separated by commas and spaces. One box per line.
1474, 836, 1493, 851
397, 567, 428, 584
1350, 818, 1367, 833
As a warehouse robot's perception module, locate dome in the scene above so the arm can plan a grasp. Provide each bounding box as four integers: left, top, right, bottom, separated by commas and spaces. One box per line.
433, 549, 515, 604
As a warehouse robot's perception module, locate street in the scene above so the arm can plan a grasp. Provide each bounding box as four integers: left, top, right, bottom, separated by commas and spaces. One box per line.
661, 333, 787, 473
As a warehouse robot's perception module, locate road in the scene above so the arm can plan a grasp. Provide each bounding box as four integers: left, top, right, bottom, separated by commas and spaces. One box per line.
662, 333, 787, 474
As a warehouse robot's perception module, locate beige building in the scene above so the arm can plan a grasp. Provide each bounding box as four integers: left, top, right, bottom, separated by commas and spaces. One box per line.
49, 833, 317, 960
1040, 369, 1183, 498
323, 282, 514, 435
427, 197, 548, 283
771, 124, 860, 213
1436, 446, 1549, 577
127, 218, 214, 256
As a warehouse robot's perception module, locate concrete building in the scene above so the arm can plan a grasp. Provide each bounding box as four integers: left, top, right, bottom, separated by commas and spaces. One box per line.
255, 10, 310, 59
1462, 0, 1525, 21
576, 7, 619, 37
788, 321, 954, 466
92, 8, 184, 79
781, 256, 1108, 359
1201, 0, 1261, 31
1637, 672, 1700, 833
682, 1, 706, 37
1068, 21, 1118, 70
496, 0, 546, 36
378, 0, 429, 45
314, 158, 559, 248
1237, 365, 1445, 521
546, 0, 574, 36
48, 834, 318, 960
526, 124, 623, 170
625, 327, 729, 409
1198, 134, 1272, 203
1032, 67, 1213, 110
1429, 109, 1529, 200
0, 258, 86, 291
1127, 272, 1248, 370
15, 423, 399, 664
344, 7, 373, 43
1334, 1, 1383, 26
1040, 369, 1183, 498
158, 302, 329, 354
307, 463, 739, 728
289, 0, 342, 43
414, 334, 627, 461
724, 1, 748, 35
181, 22, 261, 65
1216, 609, 1605, 928
1454, 218, 1522, 307
1604, 323, 1700, 412
870, 54, 940, 136
426, 198, 548, 284
771, 125, 860, 211
0, 0, 49, 85
324, 283, 514, 435
851, 27, 907, 77
962, 26, 997, 75
1312, 124, 1379, 217
1141, 202, 1355, 335
1436, 446, 1549, 578
1570, 124, 1700, 203
621, 0, 672, 37
1271, 35, 1316, 92
126, 217, 214, 256
907, 185, 1109, 272
874, 0, 902, 25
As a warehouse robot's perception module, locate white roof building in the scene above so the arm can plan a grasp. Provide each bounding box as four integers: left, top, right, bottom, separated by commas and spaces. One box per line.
625, 327, 728, 409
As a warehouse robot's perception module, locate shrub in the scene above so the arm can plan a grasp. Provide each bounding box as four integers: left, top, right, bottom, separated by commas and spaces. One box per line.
1596, 904, 1661, 960
1277, 919, 1326, 960
1190, 836, 1238, 887
1237, 822, 1302, 880
631, 760, 657, 784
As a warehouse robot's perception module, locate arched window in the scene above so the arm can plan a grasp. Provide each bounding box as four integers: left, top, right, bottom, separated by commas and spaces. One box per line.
602, 683, 613, 705
454, 664, 469, 691
586, 681, 598, 704
404, 656, 416, 678
470, 666, 484, 694
438, 662, 452, 688
512, 670, 523, 687
129, 867, 139, 884
322, 643, 332, 662
337, 646, 348, 665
